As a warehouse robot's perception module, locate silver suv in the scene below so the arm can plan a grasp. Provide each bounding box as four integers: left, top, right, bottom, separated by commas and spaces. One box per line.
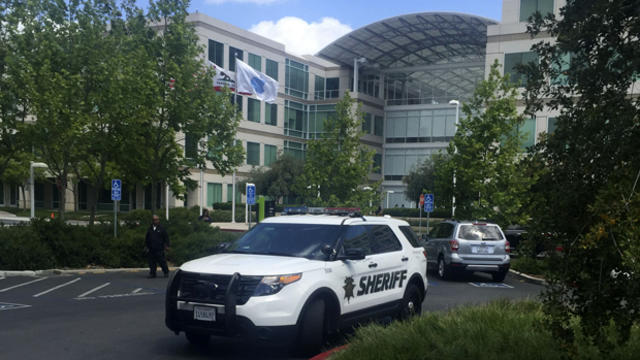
424, 220, 510, 282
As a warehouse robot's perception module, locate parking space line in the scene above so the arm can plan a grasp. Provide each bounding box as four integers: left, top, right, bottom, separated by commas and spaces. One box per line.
0, 277, 48, 293
131, 288, 142, 294
77, 282, 110, 298
33, 278, 81, 297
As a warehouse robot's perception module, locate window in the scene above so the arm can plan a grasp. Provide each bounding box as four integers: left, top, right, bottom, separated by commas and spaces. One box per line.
308, 104, 336, 139
248, 53, 261, 71
266, 59, 278, 81
520, 0, 554, 22
285, 59, 309, 99
547, 117, 557, 134
229, 46, 243, 72
184, 133, 198, 159
326, 78, 339, 98
314, 75, 325, 100
362, 113, 372, 134
284, 100, 307, 138
374, 115, 384, 136
0, 182, 4, 205
265, 103, 277, 126
246, 142, 260, 166
264, 144, 277, 166
551, 52, 571, 86
230, 94, 243, 114
399, 226, 422, 248
207, 183, 222, 207
373, 154, 382, 174
431, 223, 454, 238
504, 52, 538, 87
519, 117, 536, 150
367, 225, 402, 254
248, 98, 260, 123
208, 40, 224, 67
341, 225, 371, 255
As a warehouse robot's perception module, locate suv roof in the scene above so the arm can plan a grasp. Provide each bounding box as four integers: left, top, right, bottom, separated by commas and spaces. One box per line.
441, 219, 500, 226
261, 215, 410, 227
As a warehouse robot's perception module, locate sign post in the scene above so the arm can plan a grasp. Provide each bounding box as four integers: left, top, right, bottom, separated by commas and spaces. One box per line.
111, 179, 121, 238
246, 183, 256, 229
424, 194, 434, 233
419, 194, 424, 235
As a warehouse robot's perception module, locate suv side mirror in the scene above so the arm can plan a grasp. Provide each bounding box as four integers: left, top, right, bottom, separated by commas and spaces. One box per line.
421, 234, 429, 241
338, 248, 366, 261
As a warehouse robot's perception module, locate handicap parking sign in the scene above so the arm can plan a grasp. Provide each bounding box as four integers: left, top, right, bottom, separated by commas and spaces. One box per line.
424, 193, 434, 213
111, 179, 121, 201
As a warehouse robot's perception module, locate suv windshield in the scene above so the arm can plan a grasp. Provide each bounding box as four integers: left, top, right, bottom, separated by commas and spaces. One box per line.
457, 225, 504, 241
225, 223, 343, 260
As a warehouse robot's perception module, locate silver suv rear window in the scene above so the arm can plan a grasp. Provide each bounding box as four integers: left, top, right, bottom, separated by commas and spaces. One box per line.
457, 225, 503, 241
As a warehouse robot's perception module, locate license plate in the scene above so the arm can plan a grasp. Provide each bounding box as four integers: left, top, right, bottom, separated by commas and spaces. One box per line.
194, 306, 216, 322
472, 246, 494, 254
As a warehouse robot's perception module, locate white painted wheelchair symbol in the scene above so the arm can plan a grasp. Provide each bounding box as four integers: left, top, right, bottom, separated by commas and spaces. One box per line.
468, 282, 514, 289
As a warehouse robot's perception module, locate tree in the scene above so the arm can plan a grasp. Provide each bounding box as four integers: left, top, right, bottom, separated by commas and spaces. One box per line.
522, 0, 640, 343
118, 0, 243, 211
439, 61, 536, 226
243, 154, 304, 204
403, 154, 449, 210
294, 93, 379, 211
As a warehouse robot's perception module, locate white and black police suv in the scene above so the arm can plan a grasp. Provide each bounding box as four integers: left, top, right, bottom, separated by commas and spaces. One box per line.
165, 211, 428, 354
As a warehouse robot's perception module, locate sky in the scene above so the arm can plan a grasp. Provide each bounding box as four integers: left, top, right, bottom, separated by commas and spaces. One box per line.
149, 0, 502, 56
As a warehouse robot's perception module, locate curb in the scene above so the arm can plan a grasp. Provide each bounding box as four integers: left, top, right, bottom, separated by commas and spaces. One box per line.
309, 345, 348, 360
0, 267, 180, 277
509, 268, 546, 285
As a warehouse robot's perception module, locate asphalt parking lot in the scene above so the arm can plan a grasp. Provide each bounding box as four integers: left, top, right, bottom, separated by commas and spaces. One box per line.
0, 271, 542, 360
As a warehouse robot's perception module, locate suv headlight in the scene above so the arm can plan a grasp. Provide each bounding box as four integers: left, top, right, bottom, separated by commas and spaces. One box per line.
252, 273, 302, 297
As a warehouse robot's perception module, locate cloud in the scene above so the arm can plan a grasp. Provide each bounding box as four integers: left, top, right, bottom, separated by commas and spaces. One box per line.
249, 17, 352, 56
205, 0, 280, 4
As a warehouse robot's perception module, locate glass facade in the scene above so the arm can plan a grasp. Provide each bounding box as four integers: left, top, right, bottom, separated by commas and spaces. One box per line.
516, 117, 536, 150
504, 52, 538, 87
384, 148, 441, 181
184, 133, 198, 159
248, 53, 261, 71
385, 108, 457, 143
265, 103, 277, 126
520, 0, 554, 22
284, 100, 307, 138
208, 40, 224, 67
308, 104, 336, 139
358, 74, 379, 98
230, 94, 243, 115
248, 98, 260, 123
247, 142, 260, 165
207, 183, 222, 207
266, 59, 278, 80
227, 184, 242, 203
314, 75, 325, 100
284, 140, 305, 160
285, 59, 309, 99
229, 46, 243, 72
264, 144, 277, 166
326, 78, 339, 98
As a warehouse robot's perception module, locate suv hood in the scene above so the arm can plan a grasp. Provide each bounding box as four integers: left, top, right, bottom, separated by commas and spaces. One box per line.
180, 253, 320, 276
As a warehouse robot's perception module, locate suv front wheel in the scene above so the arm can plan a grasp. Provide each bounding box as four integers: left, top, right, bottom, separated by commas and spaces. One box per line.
295, 298, 325, 356
399, 284, 422, 320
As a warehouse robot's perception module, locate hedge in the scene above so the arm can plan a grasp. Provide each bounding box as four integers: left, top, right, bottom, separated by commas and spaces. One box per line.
332, 300, 640, 360
382, 207, 451, 219
0, 207, 242, 270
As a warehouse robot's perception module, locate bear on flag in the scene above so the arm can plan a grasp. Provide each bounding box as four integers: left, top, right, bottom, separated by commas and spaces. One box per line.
235, 59, 279, 103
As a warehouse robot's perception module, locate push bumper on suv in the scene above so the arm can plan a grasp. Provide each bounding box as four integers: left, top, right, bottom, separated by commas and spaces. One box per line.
165, 270, 297, 342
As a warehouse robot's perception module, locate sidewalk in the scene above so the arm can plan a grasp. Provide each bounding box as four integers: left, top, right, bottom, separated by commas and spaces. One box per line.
211, 222, 249, 232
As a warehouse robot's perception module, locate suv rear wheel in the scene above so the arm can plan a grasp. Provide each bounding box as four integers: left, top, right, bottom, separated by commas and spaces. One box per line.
437, 256, 453, 280
399, 284, 422, 320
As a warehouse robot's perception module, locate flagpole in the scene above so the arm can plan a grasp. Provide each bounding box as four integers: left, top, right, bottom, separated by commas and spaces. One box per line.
232, 53, 243, 225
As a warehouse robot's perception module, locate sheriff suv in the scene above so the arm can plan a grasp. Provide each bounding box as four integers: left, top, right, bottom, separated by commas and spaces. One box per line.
424, 220, 510, 282
165, 213, 428, 354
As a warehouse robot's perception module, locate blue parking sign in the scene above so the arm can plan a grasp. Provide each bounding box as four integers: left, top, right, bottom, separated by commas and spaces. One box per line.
111, 179, 121, 201
424, 193, 434, 213
246, 183, 256, 205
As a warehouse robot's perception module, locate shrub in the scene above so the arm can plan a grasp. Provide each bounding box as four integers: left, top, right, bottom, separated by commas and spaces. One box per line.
0, 224, 56, 270
169, 229, 240, 266
120, 209, 153, 228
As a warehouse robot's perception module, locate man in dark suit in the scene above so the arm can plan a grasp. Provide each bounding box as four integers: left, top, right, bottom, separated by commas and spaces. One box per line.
145, 214, 170, 278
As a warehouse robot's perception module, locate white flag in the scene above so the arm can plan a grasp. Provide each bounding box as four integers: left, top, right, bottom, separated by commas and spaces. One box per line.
235, 59, 279, 103
209, 61, 252, 95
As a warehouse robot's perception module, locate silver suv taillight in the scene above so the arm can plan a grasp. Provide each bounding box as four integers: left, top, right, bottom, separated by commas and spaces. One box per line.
449, 239, 459, 252
505, 240, 511, 253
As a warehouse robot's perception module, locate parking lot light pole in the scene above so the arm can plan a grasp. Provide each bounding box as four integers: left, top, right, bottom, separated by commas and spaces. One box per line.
385, 190, 394, 209
449, 99, 460, 218
30, 162, 48, 219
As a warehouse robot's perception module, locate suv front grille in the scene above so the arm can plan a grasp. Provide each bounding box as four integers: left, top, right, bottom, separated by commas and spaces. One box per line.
178, 272, 261, 305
